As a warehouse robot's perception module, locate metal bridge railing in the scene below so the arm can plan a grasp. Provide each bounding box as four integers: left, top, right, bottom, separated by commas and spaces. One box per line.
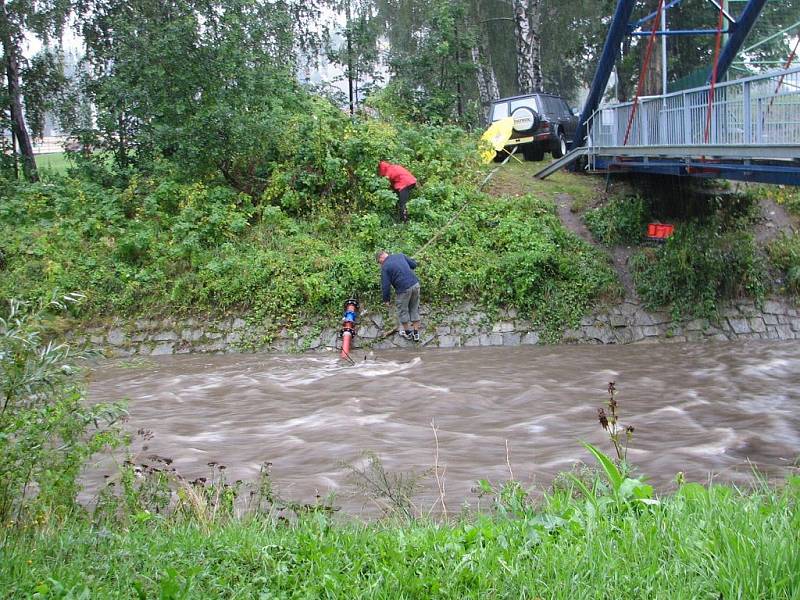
587, 66, 800, 150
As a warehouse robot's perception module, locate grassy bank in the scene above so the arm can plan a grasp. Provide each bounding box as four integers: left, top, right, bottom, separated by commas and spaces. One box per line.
35, 152, 71, 175
2, 476, 798, 598
581, 179, 800, 317
0, 124, 617, 340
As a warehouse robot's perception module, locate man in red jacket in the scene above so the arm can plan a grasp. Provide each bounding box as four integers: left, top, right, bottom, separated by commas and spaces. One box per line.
378, 161, 417, 223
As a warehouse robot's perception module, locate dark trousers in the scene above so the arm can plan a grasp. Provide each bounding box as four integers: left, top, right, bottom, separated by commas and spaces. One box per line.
396, 184, 415, 223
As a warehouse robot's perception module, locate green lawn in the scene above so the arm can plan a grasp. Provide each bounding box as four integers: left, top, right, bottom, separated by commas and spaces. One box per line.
35, 152, 71, 174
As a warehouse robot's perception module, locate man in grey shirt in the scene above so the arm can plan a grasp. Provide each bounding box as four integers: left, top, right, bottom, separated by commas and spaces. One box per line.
376, 250, 421, 342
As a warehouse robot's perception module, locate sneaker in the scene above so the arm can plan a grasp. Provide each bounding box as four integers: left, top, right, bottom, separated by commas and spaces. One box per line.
412, 330, 420, 342
399, 329, 413, 340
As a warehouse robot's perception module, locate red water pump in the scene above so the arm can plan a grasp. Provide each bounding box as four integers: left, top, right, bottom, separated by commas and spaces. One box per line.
340, 297, 359, 360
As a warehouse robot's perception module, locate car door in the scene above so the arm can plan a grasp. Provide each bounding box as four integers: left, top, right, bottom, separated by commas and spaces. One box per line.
560, 99, 578, 138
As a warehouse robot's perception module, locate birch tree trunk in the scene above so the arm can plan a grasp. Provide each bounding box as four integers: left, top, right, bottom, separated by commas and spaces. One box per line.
472, 45, 500, 122
0, 0, 37, 181
512, 0, 542, 94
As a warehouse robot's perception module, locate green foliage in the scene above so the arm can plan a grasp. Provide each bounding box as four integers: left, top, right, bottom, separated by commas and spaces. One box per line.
0, 116, 615, 338
0, 297, 125, 524
584, 195, 650, 245
77, 0, 323, 172
468, 195, 617, 338
20, 50, 69, 139
630, 222, 767, 318
768, 233, 800, 296
580, 443, 656, 507
369, 0, 479, 125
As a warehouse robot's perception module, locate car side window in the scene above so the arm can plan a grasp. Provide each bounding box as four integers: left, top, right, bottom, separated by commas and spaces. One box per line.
491, 103, 509, 120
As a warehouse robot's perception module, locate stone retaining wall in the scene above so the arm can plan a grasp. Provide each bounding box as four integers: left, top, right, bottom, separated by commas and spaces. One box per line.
72, 298, 800, 357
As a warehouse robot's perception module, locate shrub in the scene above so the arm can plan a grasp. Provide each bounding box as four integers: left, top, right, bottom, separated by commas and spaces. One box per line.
630, 223, 766, 318
584, 195, 650, 245
767, 233, 800, 296
0, 296, 124, 524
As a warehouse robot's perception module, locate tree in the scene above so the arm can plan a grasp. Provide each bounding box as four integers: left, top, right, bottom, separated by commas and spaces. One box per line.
326, 0, 382, 115
76, 0, 325, 187
511, 0, 542, 93
373, 0, 478, 124
0, 0, 73, 181
21, 50, 68, 139
469, 0, 500, 121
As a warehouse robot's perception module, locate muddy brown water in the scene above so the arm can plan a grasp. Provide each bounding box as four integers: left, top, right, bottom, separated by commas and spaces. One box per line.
87, 341, 800, 514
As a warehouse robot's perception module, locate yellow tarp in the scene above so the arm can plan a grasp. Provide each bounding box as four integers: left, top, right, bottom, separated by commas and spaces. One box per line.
479, 117, 514, 163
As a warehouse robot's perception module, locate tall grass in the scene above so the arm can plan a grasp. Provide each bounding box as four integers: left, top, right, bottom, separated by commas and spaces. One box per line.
1, 475, 798, 598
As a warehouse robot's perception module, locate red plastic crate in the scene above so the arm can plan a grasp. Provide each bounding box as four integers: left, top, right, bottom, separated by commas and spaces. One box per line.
646, 223, 674, 240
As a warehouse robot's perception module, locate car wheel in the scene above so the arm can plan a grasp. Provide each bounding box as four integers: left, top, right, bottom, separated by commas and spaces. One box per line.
550, 131, 567, 158
552, 131, 567, 159
523, 145, 545, 162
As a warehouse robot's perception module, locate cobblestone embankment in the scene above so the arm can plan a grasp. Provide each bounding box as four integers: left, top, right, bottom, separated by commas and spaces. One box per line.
70, 298, 800, 357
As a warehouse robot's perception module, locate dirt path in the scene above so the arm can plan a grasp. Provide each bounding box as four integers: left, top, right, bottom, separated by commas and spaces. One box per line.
755, 197, 797, 245
554, 192, 639, 301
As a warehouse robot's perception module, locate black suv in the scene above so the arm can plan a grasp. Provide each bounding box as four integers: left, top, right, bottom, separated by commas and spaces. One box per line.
489, 93, 578, 161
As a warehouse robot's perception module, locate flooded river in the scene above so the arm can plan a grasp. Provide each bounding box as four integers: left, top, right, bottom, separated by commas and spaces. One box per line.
87, 341, 800, 513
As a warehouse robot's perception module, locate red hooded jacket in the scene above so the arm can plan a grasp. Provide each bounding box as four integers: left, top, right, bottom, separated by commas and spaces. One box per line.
378, 161, 417, 192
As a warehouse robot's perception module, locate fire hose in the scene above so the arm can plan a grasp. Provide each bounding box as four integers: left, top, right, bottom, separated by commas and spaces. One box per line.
339, 297, 359, 363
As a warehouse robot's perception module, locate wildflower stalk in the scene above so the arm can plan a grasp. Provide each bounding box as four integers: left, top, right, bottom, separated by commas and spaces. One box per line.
597, 381, 634, 462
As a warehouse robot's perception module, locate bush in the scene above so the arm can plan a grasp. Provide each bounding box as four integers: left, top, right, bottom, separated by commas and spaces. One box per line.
630, 223, 766, 318
0, 297, 124, 524
584, 195, 650, 245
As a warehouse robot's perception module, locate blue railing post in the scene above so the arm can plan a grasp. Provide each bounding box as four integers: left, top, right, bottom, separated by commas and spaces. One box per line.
743, 81, 752, 144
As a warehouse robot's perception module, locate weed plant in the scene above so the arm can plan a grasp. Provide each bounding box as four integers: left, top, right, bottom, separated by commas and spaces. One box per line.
0, 297, 125, 525
768, 233, 800, 296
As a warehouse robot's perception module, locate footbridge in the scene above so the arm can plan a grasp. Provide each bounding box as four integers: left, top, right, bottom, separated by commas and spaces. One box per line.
582, 67, 800, 185
536, 0, 800, 185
